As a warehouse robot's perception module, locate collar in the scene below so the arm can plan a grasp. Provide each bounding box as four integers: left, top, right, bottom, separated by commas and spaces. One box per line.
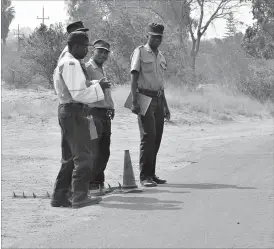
65, 52, 84, 63
144, 43, 153, 53
66, 52, 74, 59
88, 59, 103, 69
144, 43, 161, 56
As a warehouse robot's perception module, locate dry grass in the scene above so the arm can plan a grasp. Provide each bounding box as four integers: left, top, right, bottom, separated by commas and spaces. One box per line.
165, 84, 270, 120
1, 87, 57, 121
112, 84, 271, 124
1, 84, 272, 125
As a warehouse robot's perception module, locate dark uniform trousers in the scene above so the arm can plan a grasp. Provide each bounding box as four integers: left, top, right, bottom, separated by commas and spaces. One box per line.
88, 108, 112, 186
52, 103, 97, 202
138, 93, 165, 181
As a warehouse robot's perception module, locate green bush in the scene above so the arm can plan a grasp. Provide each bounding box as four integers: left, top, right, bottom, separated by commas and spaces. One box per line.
239, 60, 274, 102
1, 45, 35, 88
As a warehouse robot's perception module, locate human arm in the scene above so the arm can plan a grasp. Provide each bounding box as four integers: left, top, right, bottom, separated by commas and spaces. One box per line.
130, 48, 141, 114
130, 71, 140, 114
61, 59, 105, 104
163, 93, 171, 121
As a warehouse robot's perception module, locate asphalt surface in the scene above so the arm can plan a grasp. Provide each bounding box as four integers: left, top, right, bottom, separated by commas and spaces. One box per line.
11, 134, 274, 248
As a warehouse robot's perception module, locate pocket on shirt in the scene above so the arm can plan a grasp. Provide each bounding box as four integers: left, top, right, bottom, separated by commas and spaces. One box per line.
141, 58, 154, 73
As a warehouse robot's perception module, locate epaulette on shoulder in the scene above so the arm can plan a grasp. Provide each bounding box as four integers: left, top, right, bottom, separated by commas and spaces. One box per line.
136, 45, 144, 50
159, 50, 166, 58
59, 64, 64, 74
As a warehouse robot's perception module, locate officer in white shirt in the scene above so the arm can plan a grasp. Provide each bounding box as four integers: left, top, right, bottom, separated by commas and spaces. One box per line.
51, 31, 111, 209
55, 21, 89, 200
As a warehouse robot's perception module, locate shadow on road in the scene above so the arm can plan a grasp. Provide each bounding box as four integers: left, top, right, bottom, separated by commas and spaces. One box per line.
141, 188, 191, 195
159, 183, 256, 190
101, 196, 183, 211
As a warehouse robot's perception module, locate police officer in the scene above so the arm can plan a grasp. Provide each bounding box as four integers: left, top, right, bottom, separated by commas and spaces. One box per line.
58, 21, 89, 63
130, 23, 171, 187
54, 21, 90, 202
85, 39, 114, 194
51, 31, 111, 208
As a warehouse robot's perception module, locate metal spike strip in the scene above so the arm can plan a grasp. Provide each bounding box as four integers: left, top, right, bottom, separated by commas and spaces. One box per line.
12, 192, 52, 199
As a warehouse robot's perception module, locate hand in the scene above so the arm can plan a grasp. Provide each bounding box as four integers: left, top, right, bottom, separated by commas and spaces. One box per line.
164, 106, 171, 121
111, 109, 115, 120
99, 77, 111, 91
132, 100, 140, 115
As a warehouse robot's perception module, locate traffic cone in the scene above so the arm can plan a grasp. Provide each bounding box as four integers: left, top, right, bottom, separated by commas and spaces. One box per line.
122, 150, 138, 189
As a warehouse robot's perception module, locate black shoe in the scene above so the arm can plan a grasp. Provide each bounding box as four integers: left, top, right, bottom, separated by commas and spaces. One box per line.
89, 182, 104, 190
51, 198, 72, 208
141, 178, 157, 187
152, 175, 167, 184
72, 196, 103, 209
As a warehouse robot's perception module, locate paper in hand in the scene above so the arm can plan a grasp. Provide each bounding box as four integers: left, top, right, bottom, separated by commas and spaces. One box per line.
87, 116, 98, 140
124, 92, 152, 116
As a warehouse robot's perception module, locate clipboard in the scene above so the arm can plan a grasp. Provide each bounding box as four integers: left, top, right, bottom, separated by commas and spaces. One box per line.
124, 92, 152, 116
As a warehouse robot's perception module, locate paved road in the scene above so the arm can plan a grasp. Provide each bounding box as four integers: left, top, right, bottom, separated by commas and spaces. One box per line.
11, 134, 274, 248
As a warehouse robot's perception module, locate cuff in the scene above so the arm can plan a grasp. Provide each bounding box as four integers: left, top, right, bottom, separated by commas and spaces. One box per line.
90, 79, 100, 85
94, 83, 104, 101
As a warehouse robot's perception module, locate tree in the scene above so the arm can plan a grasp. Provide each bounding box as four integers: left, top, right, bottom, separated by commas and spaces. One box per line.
65, 0, 192, 83
21, 23, 67, 87
1, 0, 15, 45
241, 0, 274, 59
185, 0, 242, 70
225, 11, 237, 37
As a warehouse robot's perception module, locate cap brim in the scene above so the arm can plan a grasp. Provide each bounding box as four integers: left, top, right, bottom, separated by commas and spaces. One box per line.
94, 46, 110, 52
148, 32, 163, 36
76, 28, 89, 32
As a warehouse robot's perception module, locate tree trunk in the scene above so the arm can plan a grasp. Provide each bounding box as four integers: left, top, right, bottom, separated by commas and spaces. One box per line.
190, 38, 197, 70
190, 34, 201, 71
191, 53, 197, 70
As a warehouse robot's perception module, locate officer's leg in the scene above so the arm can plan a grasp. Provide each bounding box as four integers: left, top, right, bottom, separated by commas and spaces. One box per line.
96, 119, 111, 186
62, 106, 101, 208
89, 116, 104, 188
138, 98, 157, 181
152, 96, 165, 177
51, 110, 74, 207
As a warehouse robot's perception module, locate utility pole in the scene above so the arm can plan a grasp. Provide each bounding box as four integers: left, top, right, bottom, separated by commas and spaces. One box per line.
13, 24, 24, 52
37, 6, 49, 26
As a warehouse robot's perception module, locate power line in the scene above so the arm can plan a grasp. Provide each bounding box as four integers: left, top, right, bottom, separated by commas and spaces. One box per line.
37, 6, 49, 26
13, 24, 24, 51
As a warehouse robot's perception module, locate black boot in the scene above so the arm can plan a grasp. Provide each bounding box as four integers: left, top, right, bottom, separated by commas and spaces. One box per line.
51, 190, 72, 207
72, 191, 102, 209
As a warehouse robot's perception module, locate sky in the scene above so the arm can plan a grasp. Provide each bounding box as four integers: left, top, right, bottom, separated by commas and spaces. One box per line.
9, 0, 254, 39
10, 0, 69, 31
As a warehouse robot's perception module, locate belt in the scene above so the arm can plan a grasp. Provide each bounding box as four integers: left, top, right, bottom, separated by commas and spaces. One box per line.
88, 107, 114, 119
60, 102, 84, 107
138, 88, 164, 97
